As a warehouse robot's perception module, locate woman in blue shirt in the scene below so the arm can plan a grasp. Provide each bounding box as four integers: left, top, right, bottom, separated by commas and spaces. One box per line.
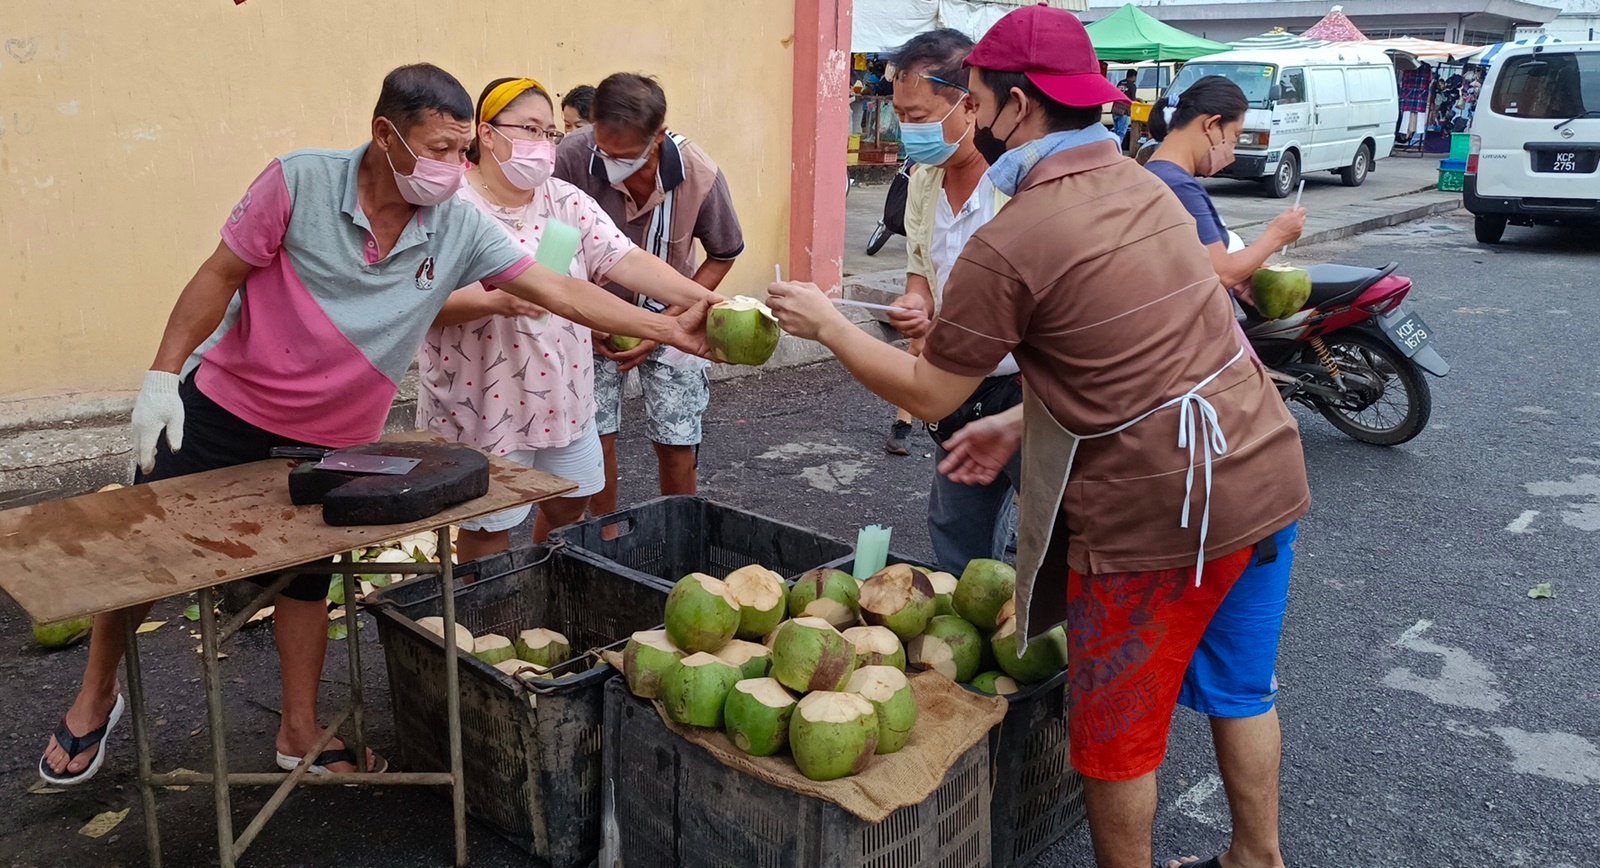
1144, 76, 1306, 302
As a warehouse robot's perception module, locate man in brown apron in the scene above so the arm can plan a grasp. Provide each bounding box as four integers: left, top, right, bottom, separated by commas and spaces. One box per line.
768, 7, 1310, 868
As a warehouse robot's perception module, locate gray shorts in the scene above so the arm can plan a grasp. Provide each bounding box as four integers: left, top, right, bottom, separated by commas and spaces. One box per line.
593, 350, 711, 446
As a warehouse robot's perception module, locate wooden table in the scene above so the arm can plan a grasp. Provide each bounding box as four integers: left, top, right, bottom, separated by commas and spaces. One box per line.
0, 452, 574, 867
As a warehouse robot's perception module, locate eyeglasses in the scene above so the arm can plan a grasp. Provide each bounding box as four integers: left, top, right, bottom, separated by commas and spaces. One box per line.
491, 122, 563, 143
921, 73, 970, 94
588, 129, 663, 163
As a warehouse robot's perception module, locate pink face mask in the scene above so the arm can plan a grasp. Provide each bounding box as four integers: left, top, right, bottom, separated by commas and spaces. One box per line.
383, 121, 466, 206
491, 128, 556, 191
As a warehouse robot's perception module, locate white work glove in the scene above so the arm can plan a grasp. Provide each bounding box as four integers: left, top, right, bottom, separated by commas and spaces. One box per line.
131, 371, 184, 474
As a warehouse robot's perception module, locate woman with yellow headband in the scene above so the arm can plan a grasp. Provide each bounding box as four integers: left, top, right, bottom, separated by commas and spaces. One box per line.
419, 77, 721, 561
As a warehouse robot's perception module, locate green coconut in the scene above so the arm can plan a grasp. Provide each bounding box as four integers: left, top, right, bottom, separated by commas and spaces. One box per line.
723, 565, 788, 640
514, 628, 571, 668
927, 571, 960, 617
846, 665, 917, 755
859, 564, 936, 641
970, 670, 1020, 696
991, 614, 1069, 684
787, 568, 860, 630
722, 677, 797, 757
660, 652, 743, 728
472, 633, 517, 666
713, 639, 773, 680
609, 334, 644, 352
707, 295, 782, 366
952, 560, 1017, 631
664, 573, 741, 653
416, 616, 475, 653
1251, 265, 1313, 319
907, 615, 984, 683
622, 629, 685, 699
32, 617, 92, 650
770, 617, 857, 693
790, 691, 879, 781
841, 625, 906, 671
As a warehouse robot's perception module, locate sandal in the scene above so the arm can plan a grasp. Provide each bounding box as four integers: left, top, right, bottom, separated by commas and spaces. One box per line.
38, 693, 126, 786
275, 746, 388, 775
1163, 857, 1222, 868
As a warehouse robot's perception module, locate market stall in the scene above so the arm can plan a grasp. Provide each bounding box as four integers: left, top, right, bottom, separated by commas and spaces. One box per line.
1086, 4, 1232, 150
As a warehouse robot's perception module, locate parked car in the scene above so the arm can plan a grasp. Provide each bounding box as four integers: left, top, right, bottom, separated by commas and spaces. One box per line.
1169, 46, 1400, 197
1465, 40, 1600, 243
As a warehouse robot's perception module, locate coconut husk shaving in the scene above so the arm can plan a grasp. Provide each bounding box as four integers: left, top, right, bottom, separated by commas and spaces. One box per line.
640, 670, 1006, 822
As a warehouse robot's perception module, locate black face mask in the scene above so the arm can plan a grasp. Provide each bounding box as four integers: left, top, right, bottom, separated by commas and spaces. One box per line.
973, 92, 1017, 166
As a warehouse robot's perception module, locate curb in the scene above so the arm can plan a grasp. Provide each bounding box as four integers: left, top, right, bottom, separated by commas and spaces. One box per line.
1291, 197, 1461, 249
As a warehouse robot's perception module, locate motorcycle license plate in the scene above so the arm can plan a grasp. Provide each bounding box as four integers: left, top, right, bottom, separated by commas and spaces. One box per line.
1379, 307, 1433, 358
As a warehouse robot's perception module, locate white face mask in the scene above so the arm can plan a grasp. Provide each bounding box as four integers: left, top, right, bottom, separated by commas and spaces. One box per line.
600, 137, 657, 186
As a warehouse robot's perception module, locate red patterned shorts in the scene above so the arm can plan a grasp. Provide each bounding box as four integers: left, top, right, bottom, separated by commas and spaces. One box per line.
1065, 546, 1255, 781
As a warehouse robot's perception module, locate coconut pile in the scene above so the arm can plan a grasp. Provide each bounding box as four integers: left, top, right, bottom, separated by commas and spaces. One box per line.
416, 616, 575, 680
620, 558, 1066, 782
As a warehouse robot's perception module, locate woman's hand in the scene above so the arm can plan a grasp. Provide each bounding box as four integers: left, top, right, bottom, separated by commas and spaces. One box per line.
490, 290, 546, 319
1266, 206, 1307, 248
887, 293, 934, 340
766, 280, 849, 342
937, 410, 1023, 486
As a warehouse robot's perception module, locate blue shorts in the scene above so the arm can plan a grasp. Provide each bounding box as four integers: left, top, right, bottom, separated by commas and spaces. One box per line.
1177, 522, 1297, 719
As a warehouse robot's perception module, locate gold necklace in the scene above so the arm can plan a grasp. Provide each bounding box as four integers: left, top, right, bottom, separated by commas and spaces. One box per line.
470, 172, 534, 230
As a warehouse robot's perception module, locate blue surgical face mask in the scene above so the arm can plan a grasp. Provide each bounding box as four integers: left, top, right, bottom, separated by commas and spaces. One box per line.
899, 100, 968, 167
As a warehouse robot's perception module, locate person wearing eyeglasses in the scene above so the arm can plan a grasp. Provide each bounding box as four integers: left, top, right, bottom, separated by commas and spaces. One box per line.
554, 73, 745, 517
419, 77, 723, 561
879, 29, 1022, 573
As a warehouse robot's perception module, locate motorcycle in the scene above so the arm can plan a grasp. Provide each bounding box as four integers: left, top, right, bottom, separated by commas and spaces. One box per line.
865, 158, 915, 256
1241, 261, 1449, 446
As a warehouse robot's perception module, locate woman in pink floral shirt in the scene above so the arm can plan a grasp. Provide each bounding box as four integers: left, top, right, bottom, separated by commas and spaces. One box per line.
420, 77, 719, 561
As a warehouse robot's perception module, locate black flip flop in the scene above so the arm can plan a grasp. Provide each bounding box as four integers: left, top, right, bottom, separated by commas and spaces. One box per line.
1162, 857, 1222, 868
38, 693, 126, 786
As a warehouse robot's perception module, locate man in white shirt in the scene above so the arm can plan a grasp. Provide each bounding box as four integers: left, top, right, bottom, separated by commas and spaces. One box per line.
885, 30, 1023, 571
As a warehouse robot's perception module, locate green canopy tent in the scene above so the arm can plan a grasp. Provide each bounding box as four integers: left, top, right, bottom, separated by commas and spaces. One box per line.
1085, 4, 1231, 62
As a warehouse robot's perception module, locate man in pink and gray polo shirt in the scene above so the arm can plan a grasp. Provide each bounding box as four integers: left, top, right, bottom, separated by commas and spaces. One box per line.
39, 64, 713, 785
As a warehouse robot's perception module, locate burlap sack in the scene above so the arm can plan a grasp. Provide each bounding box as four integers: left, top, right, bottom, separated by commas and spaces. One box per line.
601, 650, 1006, 823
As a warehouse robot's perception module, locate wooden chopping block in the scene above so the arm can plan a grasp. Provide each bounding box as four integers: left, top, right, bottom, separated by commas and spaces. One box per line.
288, 443, 490, 526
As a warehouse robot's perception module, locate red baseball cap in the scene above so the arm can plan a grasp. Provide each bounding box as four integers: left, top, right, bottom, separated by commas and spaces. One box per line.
965, 4, 1130, 108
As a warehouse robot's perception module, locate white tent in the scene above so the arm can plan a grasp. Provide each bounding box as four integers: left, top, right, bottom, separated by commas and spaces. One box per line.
853, 0, 1087, 54
1363, 37, 1487, 62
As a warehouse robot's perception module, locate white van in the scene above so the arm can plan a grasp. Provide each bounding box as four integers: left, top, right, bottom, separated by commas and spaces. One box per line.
1466, 40, 1600, 243
1168, 47, 1400, 198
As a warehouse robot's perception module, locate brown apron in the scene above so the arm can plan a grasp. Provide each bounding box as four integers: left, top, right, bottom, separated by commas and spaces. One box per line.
1011, 348, 1246, 651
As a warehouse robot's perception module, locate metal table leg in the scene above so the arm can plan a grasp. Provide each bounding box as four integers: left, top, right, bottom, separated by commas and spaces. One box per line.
123, 610, 163, 868
197, 586, 237, 868
341, 572, 367, 774
438, 526, 467, 868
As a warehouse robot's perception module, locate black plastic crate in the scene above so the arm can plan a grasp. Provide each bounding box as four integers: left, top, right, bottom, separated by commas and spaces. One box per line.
368, 545, 671, 867
553, 496, 853, 583
601, 678, 992, 867
826, 553, 1085, 868
989, 673, 1082, 868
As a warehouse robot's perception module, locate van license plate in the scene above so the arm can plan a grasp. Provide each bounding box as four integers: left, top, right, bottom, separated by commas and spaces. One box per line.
1534, 150, 1599, 173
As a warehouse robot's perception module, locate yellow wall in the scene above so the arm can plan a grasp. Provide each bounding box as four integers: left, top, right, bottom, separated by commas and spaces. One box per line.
0, 0, 794, 404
